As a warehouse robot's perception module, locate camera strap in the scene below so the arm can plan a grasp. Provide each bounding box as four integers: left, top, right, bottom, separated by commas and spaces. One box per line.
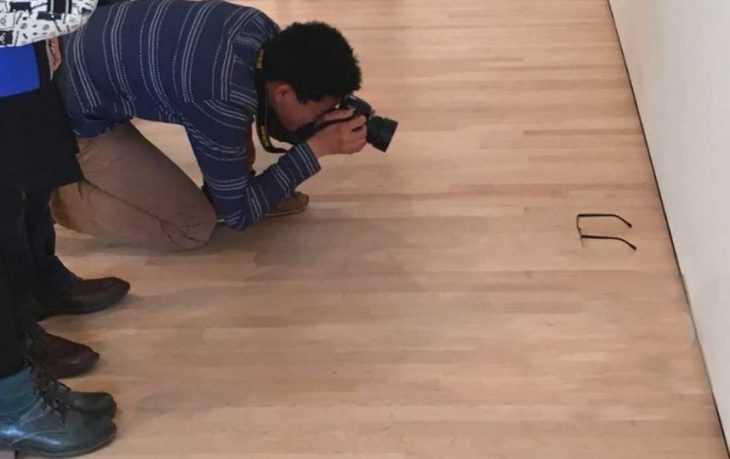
254, 49, 289, 154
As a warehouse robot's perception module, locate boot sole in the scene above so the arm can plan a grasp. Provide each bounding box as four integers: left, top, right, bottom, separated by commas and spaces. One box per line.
35, 284, 130, 321
2, 424, 116, 458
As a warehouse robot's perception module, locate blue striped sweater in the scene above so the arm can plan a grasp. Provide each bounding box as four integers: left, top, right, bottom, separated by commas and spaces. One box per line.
61, 0, 321, 230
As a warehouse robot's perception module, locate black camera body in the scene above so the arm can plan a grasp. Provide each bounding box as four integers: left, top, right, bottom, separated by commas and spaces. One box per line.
339, 95, 398, 152
259, 94, 398, 153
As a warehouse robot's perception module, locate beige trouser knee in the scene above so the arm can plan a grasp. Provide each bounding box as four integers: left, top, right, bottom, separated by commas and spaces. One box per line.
51, 122, 217, 251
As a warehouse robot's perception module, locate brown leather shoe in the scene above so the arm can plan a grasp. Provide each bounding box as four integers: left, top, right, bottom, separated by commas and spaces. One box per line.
28, 328, 100, 379
265, 191, 309, 218
34, 277, 130, 321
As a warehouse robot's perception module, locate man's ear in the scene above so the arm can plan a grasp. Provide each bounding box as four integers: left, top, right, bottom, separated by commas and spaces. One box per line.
271, 82, 296, 105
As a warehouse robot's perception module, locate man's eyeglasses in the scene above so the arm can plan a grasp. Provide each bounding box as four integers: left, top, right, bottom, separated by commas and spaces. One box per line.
576, 213, 637, 251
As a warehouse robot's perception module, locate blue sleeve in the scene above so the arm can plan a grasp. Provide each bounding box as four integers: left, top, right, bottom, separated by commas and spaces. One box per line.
0, 45, 40, 97
184, 100, 321, 231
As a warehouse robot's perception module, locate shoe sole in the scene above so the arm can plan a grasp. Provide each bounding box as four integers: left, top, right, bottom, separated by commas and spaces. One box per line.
214, 201, 308, 227
47, 352, 100, 380
265, 195, 310, 219
265, 204, 308, 218
3, 424, 117, 458
35, 284, 131, 321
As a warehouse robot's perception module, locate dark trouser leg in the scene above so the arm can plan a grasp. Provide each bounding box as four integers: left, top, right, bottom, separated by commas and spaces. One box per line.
24, 188, 77, 302
0, 261, 24, 378
0, 190, 29, 377
0, 189, 41, 336
0, 188, 99, 380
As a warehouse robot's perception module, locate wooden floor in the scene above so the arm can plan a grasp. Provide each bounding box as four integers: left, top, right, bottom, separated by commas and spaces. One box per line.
42, 0, 727, 458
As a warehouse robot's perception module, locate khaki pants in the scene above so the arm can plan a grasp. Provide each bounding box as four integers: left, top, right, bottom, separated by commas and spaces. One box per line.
51, 122, 218, 251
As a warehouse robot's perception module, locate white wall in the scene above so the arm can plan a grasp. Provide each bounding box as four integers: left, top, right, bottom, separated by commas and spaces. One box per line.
609, 0, 730, 438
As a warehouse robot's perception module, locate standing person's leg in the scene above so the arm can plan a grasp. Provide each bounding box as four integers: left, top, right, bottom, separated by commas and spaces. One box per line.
24, 188, 130, 320
25, 188, 76, 299
0, 190, 116, 457
0, 283, 117, 455
0, 189, 99, 380
51, 122, 218, 250
0, 191, 27, 380
0, 263, 24, 378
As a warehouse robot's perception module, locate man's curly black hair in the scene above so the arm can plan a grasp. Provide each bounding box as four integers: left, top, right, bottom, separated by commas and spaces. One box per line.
262, 21, 362, 102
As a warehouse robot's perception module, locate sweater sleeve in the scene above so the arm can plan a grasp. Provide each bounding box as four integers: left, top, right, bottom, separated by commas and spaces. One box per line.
184, 102, 321, 231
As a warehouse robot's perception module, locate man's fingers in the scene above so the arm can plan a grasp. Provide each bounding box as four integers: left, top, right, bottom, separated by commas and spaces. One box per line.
346, 115, 367, 130
343, 135, 368, 154
322, 108, 356, 123
342, 128, 366, 149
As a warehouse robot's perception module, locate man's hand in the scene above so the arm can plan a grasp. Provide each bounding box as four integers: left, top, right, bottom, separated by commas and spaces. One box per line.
306, 109, 368, 159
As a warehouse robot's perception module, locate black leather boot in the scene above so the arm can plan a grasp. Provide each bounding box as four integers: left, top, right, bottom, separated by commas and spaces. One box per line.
34, 367, 116, 418
0, 367, 116, 457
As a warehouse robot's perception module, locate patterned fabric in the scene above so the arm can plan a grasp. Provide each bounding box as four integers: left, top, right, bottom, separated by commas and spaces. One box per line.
0, 0, 97, 47
61, 0, 322, 231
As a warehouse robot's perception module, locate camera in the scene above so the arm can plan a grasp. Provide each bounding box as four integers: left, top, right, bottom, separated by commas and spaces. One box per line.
338, 95, 398, 152
258, 93, 398, 153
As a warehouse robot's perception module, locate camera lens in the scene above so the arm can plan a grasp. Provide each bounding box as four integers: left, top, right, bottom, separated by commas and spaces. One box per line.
366, 115, 398, 152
